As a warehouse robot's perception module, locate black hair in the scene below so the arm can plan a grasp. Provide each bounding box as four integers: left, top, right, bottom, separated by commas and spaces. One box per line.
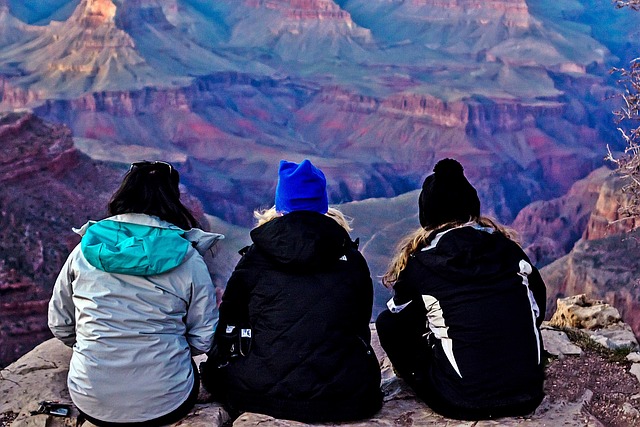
108, 162, 199, 230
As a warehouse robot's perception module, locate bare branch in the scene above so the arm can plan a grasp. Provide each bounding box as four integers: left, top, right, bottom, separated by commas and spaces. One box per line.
609, 57, 640, 222
614, 0, 640, 11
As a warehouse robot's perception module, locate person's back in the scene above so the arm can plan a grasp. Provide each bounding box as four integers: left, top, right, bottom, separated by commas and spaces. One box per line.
392, 224, 544, 416
48, 162, 223, 426
376, 158, 545, 420
202, 159, 382, 423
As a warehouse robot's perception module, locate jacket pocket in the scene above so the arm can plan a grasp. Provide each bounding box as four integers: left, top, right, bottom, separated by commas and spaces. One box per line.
217, 324, 252, 366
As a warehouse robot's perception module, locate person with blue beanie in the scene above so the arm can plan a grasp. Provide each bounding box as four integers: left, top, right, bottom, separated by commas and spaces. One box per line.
201, 159, 382, 423
275, 159, 329, 214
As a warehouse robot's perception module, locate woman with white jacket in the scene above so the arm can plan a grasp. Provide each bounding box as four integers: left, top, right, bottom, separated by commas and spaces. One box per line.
48, 161, 223, 426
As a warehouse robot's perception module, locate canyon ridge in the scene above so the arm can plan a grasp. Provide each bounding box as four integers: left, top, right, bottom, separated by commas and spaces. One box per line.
2, 0, 640, 367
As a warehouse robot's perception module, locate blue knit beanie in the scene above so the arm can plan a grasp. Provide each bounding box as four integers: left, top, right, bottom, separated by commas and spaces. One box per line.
275, 159, 329, 214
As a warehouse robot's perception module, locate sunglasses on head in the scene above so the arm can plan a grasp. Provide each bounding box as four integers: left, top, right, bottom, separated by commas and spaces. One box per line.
129, 160, 174, 175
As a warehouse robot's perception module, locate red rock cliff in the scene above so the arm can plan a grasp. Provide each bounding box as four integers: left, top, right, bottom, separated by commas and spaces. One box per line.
583, 175, 640, 240
0, 110, 121, 368
541, 173, 640, 338
247, 0, 353, 20
512, 167, 612, 267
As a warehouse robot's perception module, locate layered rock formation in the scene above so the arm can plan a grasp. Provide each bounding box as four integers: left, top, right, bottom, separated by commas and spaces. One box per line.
0, 110, 122, 368
512, 167, 613, 266
2, 0, 640, 368
541, 173, 640, 337
583, 174, 640, 240
247, 0, 354, 21
399, 0, 531, 29
3, 317, 639, 427
0, 0, 633, 228
236, 0, 373, 59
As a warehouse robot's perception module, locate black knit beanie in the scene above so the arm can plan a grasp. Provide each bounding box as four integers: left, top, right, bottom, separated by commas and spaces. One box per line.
418, 158, 481, 229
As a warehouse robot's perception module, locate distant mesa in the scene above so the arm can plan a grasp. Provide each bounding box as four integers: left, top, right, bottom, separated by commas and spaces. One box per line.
2, 0, 640, 366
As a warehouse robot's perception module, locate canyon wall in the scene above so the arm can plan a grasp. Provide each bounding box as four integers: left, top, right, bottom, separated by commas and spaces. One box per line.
2, 0, 640, 364
511, 167, 612, 267
0, 111, 122, 367
541, 173, 640, 337
0, 0, 629, 226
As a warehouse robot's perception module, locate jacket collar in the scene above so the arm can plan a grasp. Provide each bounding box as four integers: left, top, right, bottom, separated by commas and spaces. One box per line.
74, 213, 224, 256
250, 211, 352, 268
422, 221, 494, 251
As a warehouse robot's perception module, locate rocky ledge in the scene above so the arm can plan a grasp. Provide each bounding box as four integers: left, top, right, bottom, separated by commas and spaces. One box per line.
2, 295, 640, 427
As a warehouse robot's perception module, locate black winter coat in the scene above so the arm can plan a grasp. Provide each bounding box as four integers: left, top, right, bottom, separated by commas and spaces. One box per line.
390, 224, 546, 417
203, 211, 382, 423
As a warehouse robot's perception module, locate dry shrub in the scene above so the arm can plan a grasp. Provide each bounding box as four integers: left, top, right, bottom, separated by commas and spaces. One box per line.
608, 55, 640, 220
614, 0, 640, 10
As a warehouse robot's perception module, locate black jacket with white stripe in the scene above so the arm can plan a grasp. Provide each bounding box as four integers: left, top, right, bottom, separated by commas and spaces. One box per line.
389, 223, 546, 415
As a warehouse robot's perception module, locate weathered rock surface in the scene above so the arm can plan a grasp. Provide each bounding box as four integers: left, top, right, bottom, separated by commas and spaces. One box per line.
0, 339, 230, 427
540, 325, 583, 357
511, 167, 612, 267
583, 174, 640, 241
231, 392, 603, 427
587, 323, 640, 351
0, 110, 122, 368
549, 294, 624, 331
541, 175, 640, 338
548, 294, 639, 351
1, 321, 634, 427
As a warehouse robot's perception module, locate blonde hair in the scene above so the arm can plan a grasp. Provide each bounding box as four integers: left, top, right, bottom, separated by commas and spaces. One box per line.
253, 206, 353, 232
382, 216, 518, 288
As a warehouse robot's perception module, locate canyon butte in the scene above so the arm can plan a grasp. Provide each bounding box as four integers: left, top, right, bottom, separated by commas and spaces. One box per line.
2, 0, 640, 368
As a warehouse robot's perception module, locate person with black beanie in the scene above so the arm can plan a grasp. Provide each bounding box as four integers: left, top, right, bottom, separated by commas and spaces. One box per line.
376, 158, 546, 420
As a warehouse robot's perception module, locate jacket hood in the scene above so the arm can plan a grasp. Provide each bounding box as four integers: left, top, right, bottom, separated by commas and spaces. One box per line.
75, 213, 224, 276
249, 211, 353, 269
415, 224, 520, 282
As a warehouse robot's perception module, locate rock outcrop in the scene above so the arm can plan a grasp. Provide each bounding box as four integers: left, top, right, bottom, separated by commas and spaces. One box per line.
0, 110, 122, 368
4, 311, 640, 427
407, 0, 531, 28
541, 173, 640, 337
583, 174, 640, 240
511, 167, 612, 266
549, 294, 639, 351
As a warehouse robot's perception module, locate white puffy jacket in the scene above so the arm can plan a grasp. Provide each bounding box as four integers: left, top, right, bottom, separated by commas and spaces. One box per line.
48, 213, 222, 423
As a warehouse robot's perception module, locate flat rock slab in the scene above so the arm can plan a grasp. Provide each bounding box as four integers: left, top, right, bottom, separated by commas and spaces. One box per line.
0, 339, 229, 427
0, 335, 614, 427
231, 359, 604, 427
586, 323, 640, 350
0, 338, 76, 427
232, 389, 603, 427
541, 326, 583, 356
